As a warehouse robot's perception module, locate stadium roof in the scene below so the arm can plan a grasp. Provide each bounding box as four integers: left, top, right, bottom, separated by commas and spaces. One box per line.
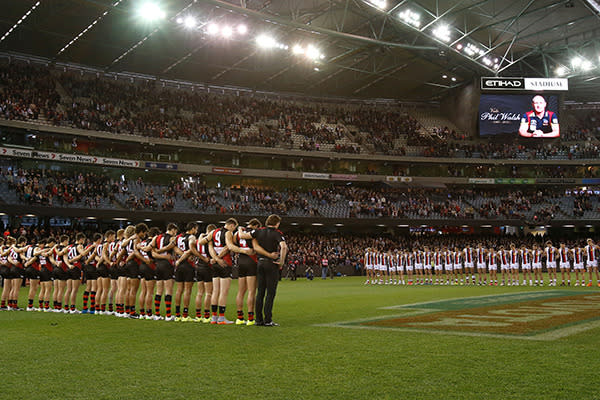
1, 0, 600, 101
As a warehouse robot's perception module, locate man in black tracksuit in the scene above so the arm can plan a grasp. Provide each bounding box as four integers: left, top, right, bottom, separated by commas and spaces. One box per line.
251, 214, 287, 327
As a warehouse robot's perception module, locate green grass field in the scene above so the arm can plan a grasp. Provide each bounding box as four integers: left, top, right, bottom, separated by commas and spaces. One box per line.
1, 277, 599, 400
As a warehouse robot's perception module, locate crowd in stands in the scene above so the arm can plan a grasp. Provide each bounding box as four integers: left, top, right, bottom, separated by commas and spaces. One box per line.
2, 61, 600, 160
2, 166, 600, 222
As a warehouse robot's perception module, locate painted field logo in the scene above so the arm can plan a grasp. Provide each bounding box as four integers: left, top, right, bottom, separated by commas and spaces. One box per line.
319, 291, 600, 341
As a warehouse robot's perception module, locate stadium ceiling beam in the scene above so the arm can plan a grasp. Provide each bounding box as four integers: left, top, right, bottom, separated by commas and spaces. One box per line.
54, 0, 125, 59
489, 0, 536, 44
106, 1, 197, 71
200, 0, 438, 51
305, 52, 371, 89
0, 1, 42, 44
352, 62, 408, 94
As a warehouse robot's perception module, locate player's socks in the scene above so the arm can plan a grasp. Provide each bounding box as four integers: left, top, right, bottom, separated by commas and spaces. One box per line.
140, 309, 146, 316
218, 305, 226, 319
125, 305, 130, 314
196, 309, 202, 318
130, 306, 136, 315
108, 303, 114, 312
237, 310, 244, 321
211, 304, 218, 318
204, 309, 210, 319
28, 299, 33, 308
38, 300, 43, 309
101, 304, 106, 312
175, 306, 181, 318
90, 291, 96, 312
70, 304, 75, 311
248, 311, 254, 321
165, 295, 172, 317
1, 300, 6, 308
82, 291, 89, 311
146, 309, 152, 316
154, 294, 161, 315
183, 308, 189, 318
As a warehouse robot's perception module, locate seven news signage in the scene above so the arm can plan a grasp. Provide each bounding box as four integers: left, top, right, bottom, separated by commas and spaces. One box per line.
481, 77, 568, 91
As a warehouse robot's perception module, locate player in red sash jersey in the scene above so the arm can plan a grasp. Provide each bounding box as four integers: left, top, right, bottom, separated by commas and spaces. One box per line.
106, 228, 124, 315
208, 218, 238, 324
152, 223, 178, 320
4, 236, 24, 310
82, 233, 102, 314
95, 230, 114, 315
137, 227, 159, 320
192, 224, 217, 323
22, 239, 41, 311
115, 226, 137, 317
173, 222, 199, 321
228, 218, 261, 325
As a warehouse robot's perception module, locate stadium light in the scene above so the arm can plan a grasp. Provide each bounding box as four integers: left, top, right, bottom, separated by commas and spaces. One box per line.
237, 24, 247, 35
221, 26, 233, 38
432, 25, 451, 42
366, 0, 387, 10
555, 66, 567, 76
183, 16, 196, 29
451, 77, 457, 82
582, 59, 593, 71
176, 17, 183, 24
398, 10, 421, 27
571, 57, 582, 68
137, 2, 166, 21
292, 45, 304, 55
207, 23, 219, 35
256, 34, 277, 49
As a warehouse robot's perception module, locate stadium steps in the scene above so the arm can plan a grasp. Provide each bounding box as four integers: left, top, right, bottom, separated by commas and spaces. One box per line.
54, 79, 71, 102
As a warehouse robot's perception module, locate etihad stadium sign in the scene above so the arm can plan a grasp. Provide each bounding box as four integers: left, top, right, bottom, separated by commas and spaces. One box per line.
481, 77, 568, 91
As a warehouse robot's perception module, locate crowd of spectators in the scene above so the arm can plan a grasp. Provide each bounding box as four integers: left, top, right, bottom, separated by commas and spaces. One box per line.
3, 166, 600, 222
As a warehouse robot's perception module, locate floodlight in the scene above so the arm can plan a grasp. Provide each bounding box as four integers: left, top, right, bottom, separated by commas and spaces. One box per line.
207, 23, 219, 35
432, 25, 451, 42
582, 59, 593, 70
183, 16, 196, 29
442, 74, 447, 78
176, 17, 183, 24
306, 45, 320, 60
292, 45, 304, 55
555, 66, 567, 76
138, 2, 165, 21
571, 57, 582, 67
222, 26, 233, 38
456, 44, 463, 50
237, 24, 248, 35
256, 34, 276, 48
451, 77, 457, 82
367, 0, 387, 9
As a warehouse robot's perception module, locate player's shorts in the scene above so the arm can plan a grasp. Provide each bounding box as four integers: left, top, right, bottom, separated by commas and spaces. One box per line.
212, 264, 232, 279
477, 262, 486, 270
532, 263, 542, 270
53, 268, 69, 281
96, 264, 109, 278
574, 263, 584, 270
0, 265, 9, 278
155, 259, 175, 281
444, 264, 453, 272
454, 264, 462, 270
116, 263, 128, 278
423, 264, 432, 270
586, 260, 598, 268
195, 264, 213, 283
547, 262, 557, 269
175, 261, 195, 282
559, 262, 571, 270
510, 263, 520, 270
24, 266, 40, 280
139, 263, 156, 280
500, 264, 510, 271
415, 263, 423, 270
434, 264, 443, 271
238, 257, 257, 277
39, 267, 53, 282
389, 266, 397, 273
125, 260, 140, 279
68, 267, 82, 281
488, 264, 497, 271
521, 263, 531, 270
83, 264, 99, 281
366, 264, 373, 271
405, 265, 414, 272
464, 262, 474, 269
108, 266, 119, 280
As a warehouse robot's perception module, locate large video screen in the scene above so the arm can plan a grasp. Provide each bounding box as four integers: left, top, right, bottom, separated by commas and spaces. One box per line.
479, 94, 560, 138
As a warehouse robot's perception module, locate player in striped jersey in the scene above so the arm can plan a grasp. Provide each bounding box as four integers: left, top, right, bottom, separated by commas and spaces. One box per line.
585, 238, 599, 287
487, 247, 498, 286
405, 250, 414, 285
509, 243, 520, 286
558, 242, 571, 286
433, 247, 443, 285
545, 241, 558, 286
363, 248, 374, 285
531, 243, 543, 286
476, 244, 487, 285
453, 247, 463, 285
498, 246, 510, 286
395, 250, 405, 285
463, 245, 475, 285
415, 248, 424, 285
520, 245, 532, 286
423, 247, 433, 285
572, 242, 585, 286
